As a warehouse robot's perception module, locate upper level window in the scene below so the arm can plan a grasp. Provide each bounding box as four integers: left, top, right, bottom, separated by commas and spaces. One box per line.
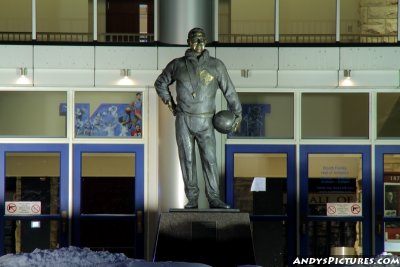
97, 0, 154, 43
280, 0, 336, 43
229, 92, 294, 139
302, 93, 369, 139
0, 91, 67, 137
218, 0, 275, 44
0, 0, 396, 44
74, 91, 143, 138
341, 0, 398, 44
36, 0, 93, 42
0, 0, 32, 41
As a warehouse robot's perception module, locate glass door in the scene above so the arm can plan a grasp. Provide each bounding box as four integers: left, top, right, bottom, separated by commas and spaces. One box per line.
375, 145, 400, 255
0, 144, 69, 255
72, 144, 144, 258
226, 144, 296, 267
300, 145, 371, 257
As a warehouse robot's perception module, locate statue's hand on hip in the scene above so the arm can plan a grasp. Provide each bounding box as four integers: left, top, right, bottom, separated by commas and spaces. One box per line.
167, 100, 177, 116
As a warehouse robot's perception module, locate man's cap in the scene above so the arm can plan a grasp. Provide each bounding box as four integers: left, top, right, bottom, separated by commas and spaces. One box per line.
187, 28, 206, 39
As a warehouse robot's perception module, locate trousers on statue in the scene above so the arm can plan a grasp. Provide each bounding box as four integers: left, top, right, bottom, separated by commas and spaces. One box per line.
175, 113, 220, 202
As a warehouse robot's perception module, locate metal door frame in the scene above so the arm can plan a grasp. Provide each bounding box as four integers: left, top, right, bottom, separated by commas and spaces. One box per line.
375, 145, 400, 254
299, 145, 372, 256
72, 144, 144, 258
225, 144, 296, 265
0, 143, 69, 254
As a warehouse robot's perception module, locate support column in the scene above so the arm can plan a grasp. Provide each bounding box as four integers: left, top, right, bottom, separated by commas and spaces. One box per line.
158, 0, 215, 44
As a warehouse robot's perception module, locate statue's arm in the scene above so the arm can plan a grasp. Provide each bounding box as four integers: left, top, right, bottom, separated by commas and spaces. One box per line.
154, 61, 177, 115
216, 61, 242, 131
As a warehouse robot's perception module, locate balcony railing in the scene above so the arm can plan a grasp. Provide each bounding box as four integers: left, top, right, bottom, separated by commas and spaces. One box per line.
0, 32, 396, 44
218, 33, 398, 44
0, 32, 154, 43
0, 32, 32, 41
36, 32, 93, 42
98, 33, 154, 43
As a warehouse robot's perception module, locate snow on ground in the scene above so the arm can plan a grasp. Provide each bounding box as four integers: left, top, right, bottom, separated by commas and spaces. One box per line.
0, 246, 211, 267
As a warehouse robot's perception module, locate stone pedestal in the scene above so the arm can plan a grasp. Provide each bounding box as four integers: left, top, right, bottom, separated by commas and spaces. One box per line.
153, 209, 256, 267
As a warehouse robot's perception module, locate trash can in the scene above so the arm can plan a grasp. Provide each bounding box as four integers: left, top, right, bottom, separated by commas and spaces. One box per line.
330, 246, 356, 257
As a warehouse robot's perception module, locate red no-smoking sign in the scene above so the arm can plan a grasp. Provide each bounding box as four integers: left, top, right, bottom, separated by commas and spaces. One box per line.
31, 204, 41, 214
5, 201, 41, 216
327, 205, 336, 215
326, 202, 363, 217
6, 203, 17, 213
351, 203, 361, 215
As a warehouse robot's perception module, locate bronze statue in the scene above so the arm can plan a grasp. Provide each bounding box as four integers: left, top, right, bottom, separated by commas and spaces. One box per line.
154, 27, 242, 209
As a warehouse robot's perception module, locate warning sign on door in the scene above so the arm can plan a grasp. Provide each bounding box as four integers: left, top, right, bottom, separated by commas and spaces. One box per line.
326, 202, 362, 216
5, 201, 41, 215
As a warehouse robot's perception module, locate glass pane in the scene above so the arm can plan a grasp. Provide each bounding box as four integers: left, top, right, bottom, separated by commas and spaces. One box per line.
0, 0, 32, 41
4, 219, 59, 254
218, 0, 275, 43
0, 92, 67, 137
340, 0, 361, 43
36, 0, 93, 42
383, 155, 400, 216
97, 0, 154, 43
229, 92, 294, 139
308, 154, 362, 216
302, 93, 369, 139
280, 0, 336, 43
385, 222, 400, 254
5, 152, 60, 215
341, 0, 398, 44
81, 153, 135, 214
80, 153, 136, 257
75, 92, 142, 138
80, 219, 136, 258
308, 221, 361, 257
377, 93, 400, 138
252, 221, 287, 267
383, 155, 400, 255
234, 153, 287, 215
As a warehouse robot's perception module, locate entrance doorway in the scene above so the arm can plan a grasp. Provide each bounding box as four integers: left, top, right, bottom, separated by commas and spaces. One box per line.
72, 144, 144, 258
226, 144, 296, 267
105, 0, 153, 42
0, 144, 69, 255
299, 145, 372, 257
375, 145, 400, 255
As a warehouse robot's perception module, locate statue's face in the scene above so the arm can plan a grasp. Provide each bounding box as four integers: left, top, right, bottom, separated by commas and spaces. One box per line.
188, 32, 206, 55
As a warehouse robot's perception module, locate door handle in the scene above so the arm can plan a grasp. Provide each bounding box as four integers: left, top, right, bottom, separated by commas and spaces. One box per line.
61, 210, 67, 233
377, 222, 382, 235
136, 210, 143, 234
376, 214, 383, 235
301, 220, 308, 235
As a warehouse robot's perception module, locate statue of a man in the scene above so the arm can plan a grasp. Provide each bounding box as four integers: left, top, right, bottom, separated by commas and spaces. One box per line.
154, 27, 242, 209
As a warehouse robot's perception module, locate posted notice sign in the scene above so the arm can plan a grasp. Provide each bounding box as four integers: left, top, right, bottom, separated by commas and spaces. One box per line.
326, 202, 362, 216
5, 201, 41, 215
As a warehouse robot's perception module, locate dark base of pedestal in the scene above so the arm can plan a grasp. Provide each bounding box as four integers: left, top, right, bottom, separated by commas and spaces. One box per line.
153, 209, 256, 267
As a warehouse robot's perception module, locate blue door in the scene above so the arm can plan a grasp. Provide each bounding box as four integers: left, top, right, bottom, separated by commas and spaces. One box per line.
72, 144, 144, 258
300, 145, 372, 257
375, 145, 400, 255
0, 143, 69, 255
226, 144, 296, 267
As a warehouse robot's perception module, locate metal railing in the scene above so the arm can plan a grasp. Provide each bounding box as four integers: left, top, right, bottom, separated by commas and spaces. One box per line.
0, 32, 397, 44
0, 32, 155, 43
219, 34, 275, 44
98, 33, 154, 43
36, 32, 93, 42
280, 34, 336, 43
0, 32, 32, 41
218, 33, 398, 44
